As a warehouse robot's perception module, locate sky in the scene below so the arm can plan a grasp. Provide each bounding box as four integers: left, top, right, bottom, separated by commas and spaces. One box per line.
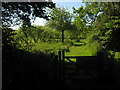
11, 1, 85, 30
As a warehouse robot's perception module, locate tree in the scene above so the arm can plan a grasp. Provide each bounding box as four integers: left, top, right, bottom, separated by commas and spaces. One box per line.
73, 2, 120, 53
2, 1, 55, 27
91, 2, 120, 52
45, 7, 74, 42
73, 6, 88, 39
72, 3, 100, 40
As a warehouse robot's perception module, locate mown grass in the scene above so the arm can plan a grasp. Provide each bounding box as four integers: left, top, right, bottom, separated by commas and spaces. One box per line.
65, 41, 99, 56
64, 40, 100, 62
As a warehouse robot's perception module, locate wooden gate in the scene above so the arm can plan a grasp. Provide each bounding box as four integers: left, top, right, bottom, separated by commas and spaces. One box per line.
57, 50, 104, 88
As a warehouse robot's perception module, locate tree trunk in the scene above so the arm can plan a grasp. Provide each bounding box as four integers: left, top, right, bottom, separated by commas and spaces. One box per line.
61, 30, 64, 43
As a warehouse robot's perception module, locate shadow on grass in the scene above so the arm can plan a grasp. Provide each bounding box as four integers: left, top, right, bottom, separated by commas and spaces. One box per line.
73, 43, 86, 46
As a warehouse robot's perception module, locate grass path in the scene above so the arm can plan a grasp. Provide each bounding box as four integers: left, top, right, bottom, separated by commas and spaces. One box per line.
65, 45, 94, 56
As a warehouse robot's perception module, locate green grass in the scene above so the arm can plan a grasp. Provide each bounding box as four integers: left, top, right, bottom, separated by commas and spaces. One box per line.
65, 41, 99, 56
21, 38, 100, 62
64, 40, 99, 62
30, 42, 65, 54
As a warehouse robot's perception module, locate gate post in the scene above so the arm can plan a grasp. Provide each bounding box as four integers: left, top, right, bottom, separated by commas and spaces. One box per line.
58, 51, 62, 81
62, 49, 65, 85
54, 55, 59, 80
97, 52, 104, 78
58, 50, 65, 87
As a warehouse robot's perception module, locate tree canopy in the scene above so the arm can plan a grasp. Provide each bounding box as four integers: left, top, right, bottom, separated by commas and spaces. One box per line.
91, 2, 120, 51
45, 7, 74, 42
2, 1, 55, 27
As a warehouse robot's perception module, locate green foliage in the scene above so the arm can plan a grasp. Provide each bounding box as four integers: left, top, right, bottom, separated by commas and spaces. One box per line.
13, 25, 60, 48
92, 2, 120, 51
73, 6, 87, 38
46, 7, 73, 31
45, 7, 74, 42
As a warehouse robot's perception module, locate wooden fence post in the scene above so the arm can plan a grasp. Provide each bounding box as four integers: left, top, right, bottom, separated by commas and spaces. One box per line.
97, 52, 104, 77
62, 49, 65, 85
58, 51, 62, 81
58, 50, 65, 87
54, 55, 58, 80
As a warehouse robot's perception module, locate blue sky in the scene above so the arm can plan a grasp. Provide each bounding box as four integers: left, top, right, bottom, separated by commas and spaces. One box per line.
11, 1, 85, 30
55, 2, 85, 12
